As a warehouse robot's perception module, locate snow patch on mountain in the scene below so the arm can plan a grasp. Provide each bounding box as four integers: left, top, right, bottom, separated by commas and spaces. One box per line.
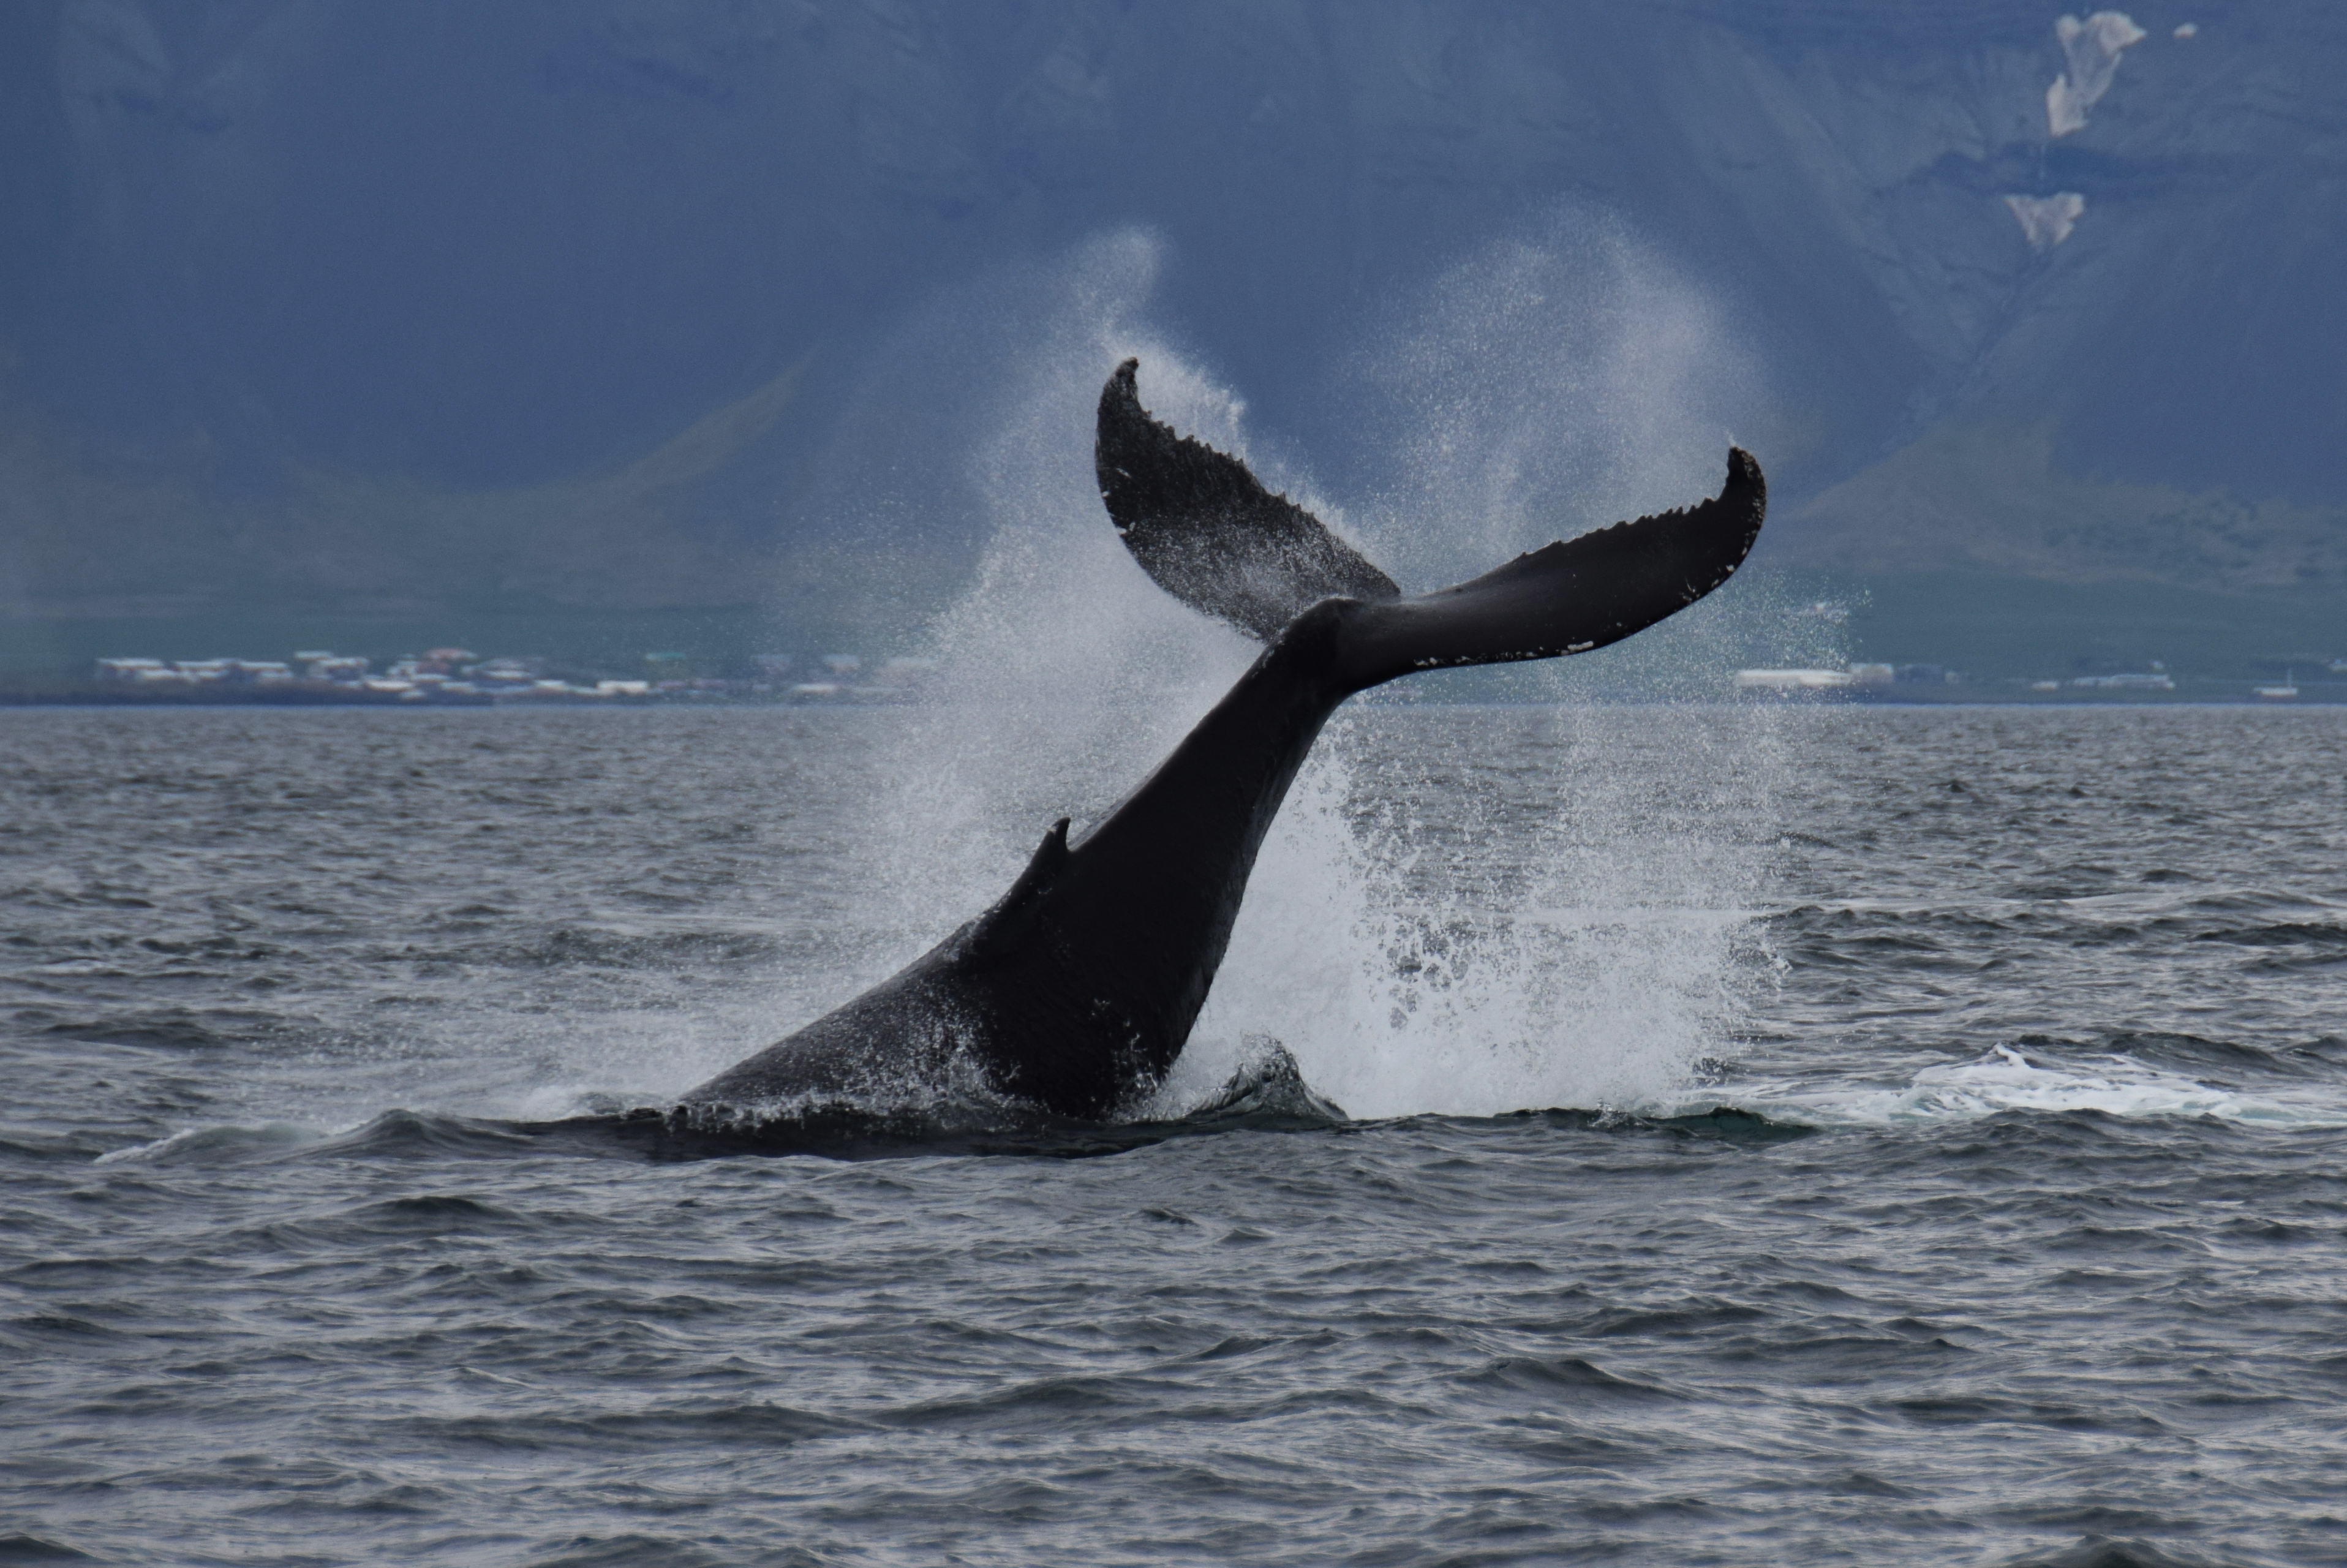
2046, 11, 2148, 136
2005, 192, 2086, 251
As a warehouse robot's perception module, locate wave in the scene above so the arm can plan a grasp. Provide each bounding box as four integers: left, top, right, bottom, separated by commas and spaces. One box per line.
93, 1120, 326, 1165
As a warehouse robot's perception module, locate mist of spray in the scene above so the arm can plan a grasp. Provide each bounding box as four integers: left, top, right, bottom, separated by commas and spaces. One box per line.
841, 235, 1260, 957
829, 220, 1797, 1121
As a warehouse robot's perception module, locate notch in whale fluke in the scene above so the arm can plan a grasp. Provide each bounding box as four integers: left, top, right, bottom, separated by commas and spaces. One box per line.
1096, 358, 1399, 639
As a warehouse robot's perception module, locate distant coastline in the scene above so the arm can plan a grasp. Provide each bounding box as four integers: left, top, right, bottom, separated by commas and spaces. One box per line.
6, 680, 2340, 709
0, 679, 917, 709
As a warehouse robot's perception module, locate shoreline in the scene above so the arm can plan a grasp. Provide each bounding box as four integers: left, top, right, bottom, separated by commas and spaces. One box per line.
4, 686, 2341, 711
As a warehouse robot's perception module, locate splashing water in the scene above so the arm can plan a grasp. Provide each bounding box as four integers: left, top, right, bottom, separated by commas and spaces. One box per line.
843, 236, 1262, 954
1354, 223, 1750, 573
1177, 704, 1788, 1121
835, 224, 1792, 1121
1346, 219, 1783, 703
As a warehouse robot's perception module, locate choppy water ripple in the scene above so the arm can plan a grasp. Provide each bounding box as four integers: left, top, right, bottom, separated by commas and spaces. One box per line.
4, 706, 2345, 1566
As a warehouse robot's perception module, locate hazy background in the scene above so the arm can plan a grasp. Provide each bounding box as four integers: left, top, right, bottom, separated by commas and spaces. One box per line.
2, 0, 2340, 681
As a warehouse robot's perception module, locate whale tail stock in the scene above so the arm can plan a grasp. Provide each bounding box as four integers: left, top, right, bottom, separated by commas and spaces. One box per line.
1097, 356, 1766, 693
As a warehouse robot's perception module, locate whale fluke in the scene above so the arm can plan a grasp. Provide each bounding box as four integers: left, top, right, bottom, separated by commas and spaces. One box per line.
1096, 357, 1399, 639
1335, 447, 1765, 688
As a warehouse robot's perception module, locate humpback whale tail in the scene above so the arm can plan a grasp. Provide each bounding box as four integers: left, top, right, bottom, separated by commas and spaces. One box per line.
680, 360, 1765, 1123
1096, 356, 1765, 692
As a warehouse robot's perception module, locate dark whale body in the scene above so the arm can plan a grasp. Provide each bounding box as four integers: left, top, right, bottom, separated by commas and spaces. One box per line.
682, 361, 1766, 1120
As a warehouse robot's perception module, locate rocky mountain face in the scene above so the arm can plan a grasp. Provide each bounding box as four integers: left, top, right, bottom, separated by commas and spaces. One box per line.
1, 0, 2339, 629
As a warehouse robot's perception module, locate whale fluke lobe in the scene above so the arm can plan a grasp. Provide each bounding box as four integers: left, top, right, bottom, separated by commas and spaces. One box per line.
1099, 358, 1763, 679
679, 358, 1765, 1124
1335, 447, 1765, 689
1096, 357, 1399, 639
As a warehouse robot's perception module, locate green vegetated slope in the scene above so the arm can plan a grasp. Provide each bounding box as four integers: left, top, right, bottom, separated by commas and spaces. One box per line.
1843, 575, 2342, 682
1785, 423, 2346, 682
0, 358, 966, 674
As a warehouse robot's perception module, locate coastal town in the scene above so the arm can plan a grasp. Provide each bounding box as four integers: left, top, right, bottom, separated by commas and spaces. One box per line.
77, 647, 940, 704
1730, 659, 2347, 701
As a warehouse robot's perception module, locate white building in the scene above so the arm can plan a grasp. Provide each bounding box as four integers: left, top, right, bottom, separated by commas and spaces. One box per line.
1734, 668, 1855, 691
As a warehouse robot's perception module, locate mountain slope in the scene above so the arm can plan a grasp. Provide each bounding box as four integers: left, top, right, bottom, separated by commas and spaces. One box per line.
0, 0, 2338, 646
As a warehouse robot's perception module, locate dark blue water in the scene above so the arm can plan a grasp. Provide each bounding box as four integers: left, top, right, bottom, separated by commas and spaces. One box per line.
5, 706, 2344, 1567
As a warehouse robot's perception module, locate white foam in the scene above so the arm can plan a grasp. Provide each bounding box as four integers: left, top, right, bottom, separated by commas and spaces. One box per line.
1719, 1044, 2347, 1129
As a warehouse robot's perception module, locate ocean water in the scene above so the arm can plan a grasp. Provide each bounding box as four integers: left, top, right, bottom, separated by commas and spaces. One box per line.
4, 703, 2345, 1567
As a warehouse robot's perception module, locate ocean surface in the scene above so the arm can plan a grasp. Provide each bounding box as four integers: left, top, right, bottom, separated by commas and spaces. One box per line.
4, 704, 2344, 1567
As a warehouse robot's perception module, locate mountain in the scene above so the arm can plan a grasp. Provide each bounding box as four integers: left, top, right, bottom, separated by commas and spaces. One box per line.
2, 0, 2340, 672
